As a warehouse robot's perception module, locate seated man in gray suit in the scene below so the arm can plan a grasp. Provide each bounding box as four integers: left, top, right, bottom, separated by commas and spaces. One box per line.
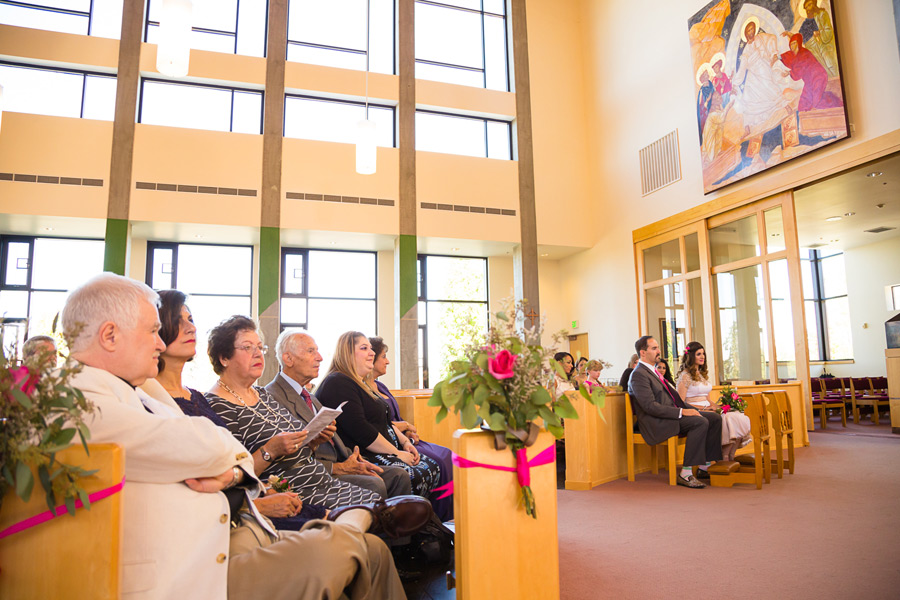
627, 335, 723, 488
266, 328, 412, 499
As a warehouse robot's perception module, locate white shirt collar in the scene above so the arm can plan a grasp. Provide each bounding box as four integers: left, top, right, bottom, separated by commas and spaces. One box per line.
280, 371, 308, 397
638, 359, 659, 374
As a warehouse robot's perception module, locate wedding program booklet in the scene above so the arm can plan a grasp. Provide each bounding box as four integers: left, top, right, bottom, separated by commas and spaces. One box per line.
302, 401, 348, 444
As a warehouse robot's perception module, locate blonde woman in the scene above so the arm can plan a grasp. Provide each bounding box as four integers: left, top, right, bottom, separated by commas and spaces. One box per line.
316, 332, 441, 498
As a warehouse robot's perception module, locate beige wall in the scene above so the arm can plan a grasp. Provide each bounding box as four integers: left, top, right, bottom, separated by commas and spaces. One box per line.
559, 0, 900, 378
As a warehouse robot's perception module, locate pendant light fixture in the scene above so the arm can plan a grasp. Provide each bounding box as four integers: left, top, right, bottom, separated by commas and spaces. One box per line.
356, 0, 376, 175
157, 0, 193, 78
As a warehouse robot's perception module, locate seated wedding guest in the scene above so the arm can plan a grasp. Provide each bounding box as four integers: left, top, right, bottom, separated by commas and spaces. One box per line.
583, 359, 612, 392
143, 290, 326, 530
655, 358, 675, 387
316, 332, 442, 500
575, 356, 588, 375
676, 341, 751, 462
63, 273, 418, 599
22, 334, 57, 367
204, 316, 383, 509
619, 354, 639, 390
365, 336, 454, 521
266, 328, 413, 500
553, 351, 584, 398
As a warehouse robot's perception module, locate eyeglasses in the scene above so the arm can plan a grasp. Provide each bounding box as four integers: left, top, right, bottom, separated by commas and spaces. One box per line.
234, 344, 268, 355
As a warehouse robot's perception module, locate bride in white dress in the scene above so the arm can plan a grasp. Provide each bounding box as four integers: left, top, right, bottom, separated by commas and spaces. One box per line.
675, 342, 751, 461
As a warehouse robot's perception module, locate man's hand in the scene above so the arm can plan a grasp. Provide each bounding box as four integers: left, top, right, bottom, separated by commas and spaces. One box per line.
683, 408, 701, 417
332, 446, 383, 476
309, 422, 337, 450
184, 468, 235, 493
253, 492, 303, 518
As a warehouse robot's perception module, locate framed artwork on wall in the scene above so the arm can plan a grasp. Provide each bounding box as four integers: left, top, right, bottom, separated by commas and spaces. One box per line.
688, 0, 849, 194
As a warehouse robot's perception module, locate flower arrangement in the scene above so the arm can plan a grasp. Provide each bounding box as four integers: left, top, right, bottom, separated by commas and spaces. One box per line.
267, 474, 292, 493
429, 299, 607, 518
1, 340, 96, 515
718, 385, 746, 413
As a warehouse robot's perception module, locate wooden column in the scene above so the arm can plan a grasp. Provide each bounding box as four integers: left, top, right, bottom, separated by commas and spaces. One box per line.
104, 0, 145, 274
510, 0, 539, 317
258, 0, 288, 385
397, 0, 419, 388
452, 430, 559, 599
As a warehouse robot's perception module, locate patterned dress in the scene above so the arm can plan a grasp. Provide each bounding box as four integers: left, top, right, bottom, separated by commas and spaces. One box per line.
206, 387, 380, 509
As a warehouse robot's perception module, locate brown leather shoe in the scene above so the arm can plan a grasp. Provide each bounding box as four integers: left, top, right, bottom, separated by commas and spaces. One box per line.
328, 495, 434, 538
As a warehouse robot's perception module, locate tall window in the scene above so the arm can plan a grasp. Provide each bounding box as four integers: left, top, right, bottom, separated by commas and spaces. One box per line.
287, 0, 394, 74
0, 0, 122, 39
415, 0, 508, 91
144, 0, 267, 57
416, 110, 511, 159
280, 248, 377, 381
139, 79, 263, 134
284, 95, 395, 147
0, 62, 116, 121
802, 249, 853, 361
146, 241, 254, 389
0, 235, 105, 351
417, 254, 488, 387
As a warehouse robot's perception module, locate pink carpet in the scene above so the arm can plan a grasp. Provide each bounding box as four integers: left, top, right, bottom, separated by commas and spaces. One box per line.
557, 422, 900, 599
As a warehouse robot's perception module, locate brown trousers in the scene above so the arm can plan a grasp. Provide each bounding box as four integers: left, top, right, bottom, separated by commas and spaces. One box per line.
228, 515, 406, 600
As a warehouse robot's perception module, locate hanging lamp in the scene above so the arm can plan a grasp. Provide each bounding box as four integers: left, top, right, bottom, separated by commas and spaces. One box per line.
157, 0, 193, 77
356, 0, 376, 175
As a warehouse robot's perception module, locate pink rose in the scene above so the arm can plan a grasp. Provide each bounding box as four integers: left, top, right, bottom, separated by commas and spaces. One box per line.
7, 366, 38, 404
721, 405, 731, 413
731, 392, 739, 401
488, 349, 516, 380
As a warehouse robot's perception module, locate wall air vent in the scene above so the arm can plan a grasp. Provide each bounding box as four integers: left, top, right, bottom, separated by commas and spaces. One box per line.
1, 172, 103, 186
286, 192, 395, 206
639, 130, 682, 196
864, 226, 896, 234
420, 202, 515, 216
136, 181, 257, 196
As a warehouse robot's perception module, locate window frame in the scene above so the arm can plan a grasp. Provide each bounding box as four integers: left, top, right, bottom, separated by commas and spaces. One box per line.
282, 93, 397, 147
803, 249, 853, 362
0, 60, 117, 120
415, 108, 512, 160
0, 0, 94, 35
414, 0, 509, 91
278, 246, 379, 332
417, 252, 489, 388
138, 77, 265, 134
143, 0, 268, 57
144, 240, 256, 302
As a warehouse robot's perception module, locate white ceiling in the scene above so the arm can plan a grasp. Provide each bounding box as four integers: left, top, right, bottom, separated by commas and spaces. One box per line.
794, 152, 900, 251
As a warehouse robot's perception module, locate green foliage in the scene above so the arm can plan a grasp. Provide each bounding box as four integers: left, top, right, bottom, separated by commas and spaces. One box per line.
1, 340, 96, 514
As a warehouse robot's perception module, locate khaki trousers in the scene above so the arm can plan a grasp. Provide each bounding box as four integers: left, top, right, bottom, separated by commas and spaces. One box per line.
228, 515, 406, 600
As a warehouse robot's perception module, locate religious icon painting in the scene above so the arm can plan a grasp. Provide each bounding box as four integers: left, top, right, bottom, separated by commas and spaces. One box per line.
688, 0, 849, 193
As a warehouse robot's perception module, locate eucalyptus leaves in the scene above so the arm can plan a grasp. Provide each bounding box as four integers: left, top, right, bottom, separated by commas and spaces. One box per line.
429, 300, 607, 517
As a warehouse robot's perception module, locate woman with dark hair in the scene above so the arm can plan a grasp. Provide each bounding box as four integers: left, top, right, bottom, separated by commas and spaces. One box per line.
316, 332, 441, 499
204, 316, 381, 509
147, 291, 327, 528
655, 358, 675, 387
364, 336, 453, 521
675, 341, 751, 461
553, 351, 584, 399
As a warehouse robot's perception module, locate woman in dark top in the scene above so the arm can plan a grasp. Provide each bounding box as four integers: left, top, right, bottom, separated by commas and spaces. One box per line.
619, 353, 639, 391
148, 290, 328, 528
316, 331, 441, 499
364, 336, 453, 521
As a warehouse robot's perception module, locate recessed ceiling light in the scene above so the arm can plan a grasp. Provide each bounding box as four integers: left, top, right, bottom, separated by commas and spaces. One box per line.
450, 247, 460, 252
843, 212, 855, 217
43, 227, 54, 231
825, 216, 842, 222
194, 234, 202, 239
329, 241, 337, 246
830, 239, 839, 243
770, 233, 781, 237
866, 171, 883, 178
540, 253, 549, 257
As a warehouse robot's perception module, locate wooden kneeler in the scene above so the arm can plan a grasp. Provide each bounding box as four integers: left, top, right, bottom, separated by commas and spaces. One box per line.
708, 393, 771, 490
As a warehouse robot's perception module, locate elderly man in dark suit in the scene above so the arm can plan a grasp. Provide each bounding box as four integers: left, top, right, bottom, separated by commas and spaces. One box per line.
628, 335, 723, 488
265, 329, 412, 499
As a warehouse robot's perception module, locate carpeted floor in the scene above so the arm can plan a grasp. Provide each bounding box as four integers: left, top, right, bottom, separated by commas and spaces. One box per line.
557, 421, 900, 599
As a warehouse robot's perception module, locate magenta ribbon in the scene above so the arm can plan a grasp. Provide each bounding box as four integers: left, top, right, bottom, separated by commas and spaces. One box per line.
0, 476, 126, 540
433, 444, 556, 499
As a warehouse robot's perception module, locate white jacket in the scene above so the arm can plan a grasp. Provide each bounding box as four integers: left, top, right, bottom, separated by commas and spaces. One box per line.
73, 365, 260, 599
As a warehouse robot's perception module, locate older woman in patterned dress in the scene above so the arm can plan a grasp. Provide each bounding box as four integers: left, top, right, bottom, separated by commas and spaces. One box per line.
204, 316, 380, 509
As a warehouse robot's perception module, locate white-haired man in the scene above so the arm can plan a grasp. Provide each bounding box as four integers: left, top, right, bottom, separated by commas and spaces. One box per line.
64, 273, 423, 599
266, 329, 412, 499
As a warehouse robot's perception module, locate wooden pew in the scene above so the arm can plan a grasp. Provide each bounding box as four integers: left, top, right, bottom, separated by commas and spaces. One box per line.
390, 388, 464, 449
0, 444, 123, 600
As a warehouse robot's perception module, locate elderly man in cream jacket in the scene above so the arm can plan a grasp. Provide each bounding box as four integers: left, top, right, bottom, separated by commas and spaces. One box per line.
63, 273, 407, 599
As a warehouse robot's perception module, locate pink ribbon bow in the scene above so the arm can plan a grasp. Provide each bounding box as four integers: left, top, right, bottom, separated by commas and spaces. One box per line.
433, 444, 556, 499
